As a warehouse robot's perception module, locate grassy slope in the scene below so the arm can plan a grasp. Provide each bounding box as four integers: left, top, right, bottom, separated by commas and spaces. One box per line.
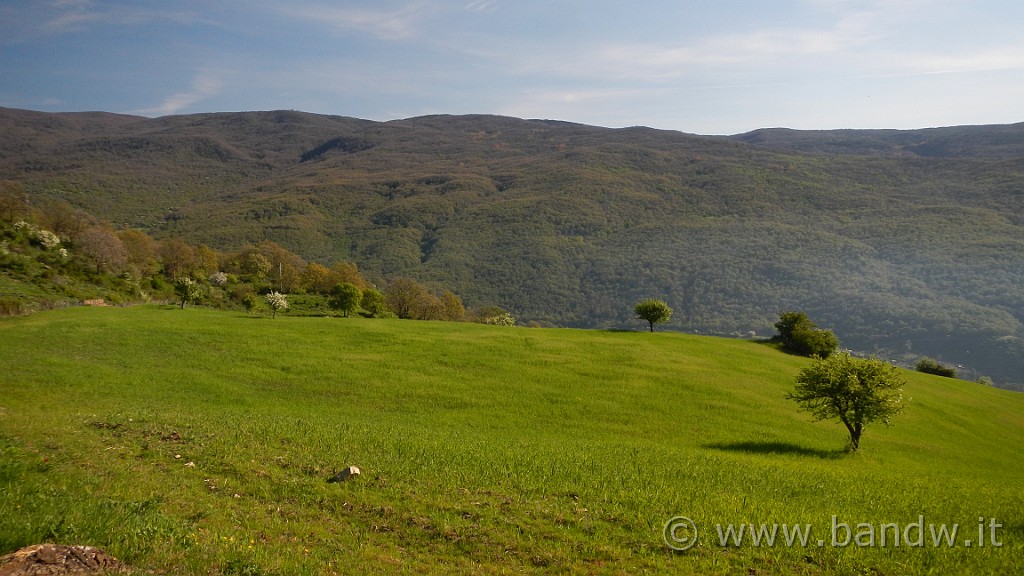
0, 306, 1022, 575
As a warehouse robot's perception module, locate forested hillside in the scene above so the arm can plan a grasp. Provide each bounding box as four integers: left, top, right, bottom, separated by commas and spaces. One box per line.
1, 108, 1022, 387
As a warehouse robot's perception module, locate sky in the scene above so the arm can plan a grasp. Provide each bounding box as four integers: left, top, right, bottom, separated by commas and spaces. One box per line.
1, 0, 1023, 135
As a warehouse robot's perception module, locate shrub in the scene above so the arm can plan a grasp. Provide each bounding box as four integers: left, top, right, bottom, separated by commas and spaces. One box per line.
915, 357, 957, 378
774, 311, 839, 358
242, 292, 262, 313
0, 298, 24, 316
483, 312, 517, 326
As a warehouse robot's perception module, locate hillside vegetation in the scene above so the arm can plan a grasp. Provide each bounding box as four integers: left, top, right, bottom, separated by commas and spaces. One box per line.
0, 306, 1021, 575
1, 108, 1022, 387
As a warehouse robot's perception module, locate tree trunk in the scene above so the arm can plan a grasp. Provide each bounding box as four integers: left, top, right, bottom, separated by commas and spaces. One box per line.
648, 320, 654, 332
840, 416, 860, 450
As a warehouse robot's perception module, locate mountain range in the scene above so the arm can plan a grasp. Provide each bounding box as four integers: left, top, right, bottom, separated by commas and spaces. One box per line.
1, 107, 1022, 388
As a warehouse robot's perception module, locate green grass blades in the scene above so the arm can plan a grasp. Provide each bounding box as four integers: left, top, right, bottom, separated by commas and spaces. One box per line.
1, 306, 1021, 575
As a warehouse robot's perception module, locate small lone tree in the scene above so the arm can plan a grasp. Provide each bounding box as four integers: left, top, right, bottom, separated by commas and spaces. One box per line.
174, 277, 203, 309
787, 352, 906, 451
774, 311, 838, 358
634, 299, 672, 332
265, 291, 288, 318
329, 282, 362, 317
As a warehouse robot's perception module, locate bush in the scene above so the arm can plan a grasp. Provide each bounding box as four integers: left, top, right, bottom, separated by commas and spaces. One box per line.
916, 357, 957, 378
774, 311, 839, 358
0, 298, 24, 316
242, 292, 263, 313
483, 312, 517, 326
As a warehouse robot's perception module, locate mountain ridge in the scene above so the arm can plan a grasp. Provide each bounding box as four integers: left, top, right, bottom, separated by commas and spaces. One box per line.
1, 107, 1022, 387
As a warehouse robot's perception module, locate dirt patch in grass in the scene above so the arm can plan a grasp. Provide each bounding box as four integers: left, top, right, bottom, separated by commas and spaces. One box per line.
0, 544, 130, 575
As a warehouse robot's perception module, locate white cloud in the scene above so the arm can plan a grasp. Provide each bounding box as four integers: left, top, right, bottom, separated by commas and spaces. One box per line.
273, 1, 436, 40
135, 72, 224, 117
464, 1, 497, 12
39, 0, 205, 35
875, 46, 1024, 77
44, 0, 100, 32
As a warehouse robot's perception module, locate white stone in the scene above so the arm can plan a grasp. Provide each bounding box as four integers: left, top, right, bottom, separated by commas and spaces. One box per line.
328, 465, 361, 482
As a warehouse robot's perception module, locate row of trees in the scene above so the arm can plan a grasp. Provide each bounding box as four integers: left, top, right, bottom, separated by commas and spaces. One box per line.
0, 186, 514, 323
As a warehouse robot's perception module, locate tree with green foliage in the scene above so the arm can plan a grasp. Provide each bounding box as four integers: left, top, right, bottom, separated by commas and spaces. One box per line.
440, 290, 466, 322
242, 251, 271, 281
787, 352, 906, 451
634, 299, 672, 332
174, 277, 203, 309
302, 262, 333, 294
159, 238, 196, 279
774, 311, 838, 358
265, 291, 288, 318
360, 288, 390, 318
241, 292, 262, 314
329, 282, 362, 317
118, 229, 160, 276
915, 357, 957, 378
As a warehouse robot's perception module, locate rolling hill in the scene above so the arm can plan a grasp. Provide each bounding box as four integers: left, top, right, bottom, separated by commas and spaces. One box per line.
1, 107, 1022, 387
0, 306, 1021, 574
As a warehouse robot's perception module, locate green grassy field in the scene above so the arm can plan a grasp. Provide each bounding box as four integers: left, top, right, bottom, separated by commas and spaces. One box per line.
1, 306, 1021, 575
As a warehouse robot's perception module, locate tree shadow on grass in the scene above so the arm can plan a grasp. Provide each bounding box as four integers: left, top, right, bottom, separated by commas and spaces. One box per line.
704, 440, 848, 460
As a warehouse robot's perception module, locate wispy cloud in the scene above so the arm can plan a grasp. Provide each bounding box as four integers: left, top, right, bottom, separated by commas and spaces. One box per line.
464, 1, 497, 12
274, 1, 436, 40
135, 72, 223, 117
43, 0, 100, 33
876, 46, 1024, 77
491, 0, 985, 90
41, 0, 203, 34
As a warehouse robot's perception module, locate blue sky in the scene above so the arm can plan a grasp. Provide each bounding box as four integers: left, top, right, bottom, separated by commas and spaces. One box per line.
1, 0, 1022, 134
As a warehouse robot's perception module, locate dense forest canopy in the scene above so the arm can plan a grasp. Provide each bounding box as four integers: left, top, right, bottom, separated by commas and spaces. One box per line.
1, 108, 1022, 388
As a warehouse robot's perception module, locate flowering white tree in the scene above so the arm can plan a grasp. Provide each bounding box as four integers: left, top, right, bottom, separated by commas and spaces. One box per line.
34, 229, 61, 249
483, 312, 516, 326
265, 291, 288, 318
174, 277, 203, 309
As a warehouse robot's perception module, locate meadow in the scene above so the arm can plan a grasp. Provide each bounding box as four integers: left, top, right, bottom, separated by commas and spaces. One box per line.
1, 306, 1021, 575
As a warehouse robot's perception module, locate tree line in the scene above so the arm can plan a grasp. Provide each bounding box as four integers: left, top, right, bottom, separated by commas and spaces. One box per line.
0, 182, 513, 323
